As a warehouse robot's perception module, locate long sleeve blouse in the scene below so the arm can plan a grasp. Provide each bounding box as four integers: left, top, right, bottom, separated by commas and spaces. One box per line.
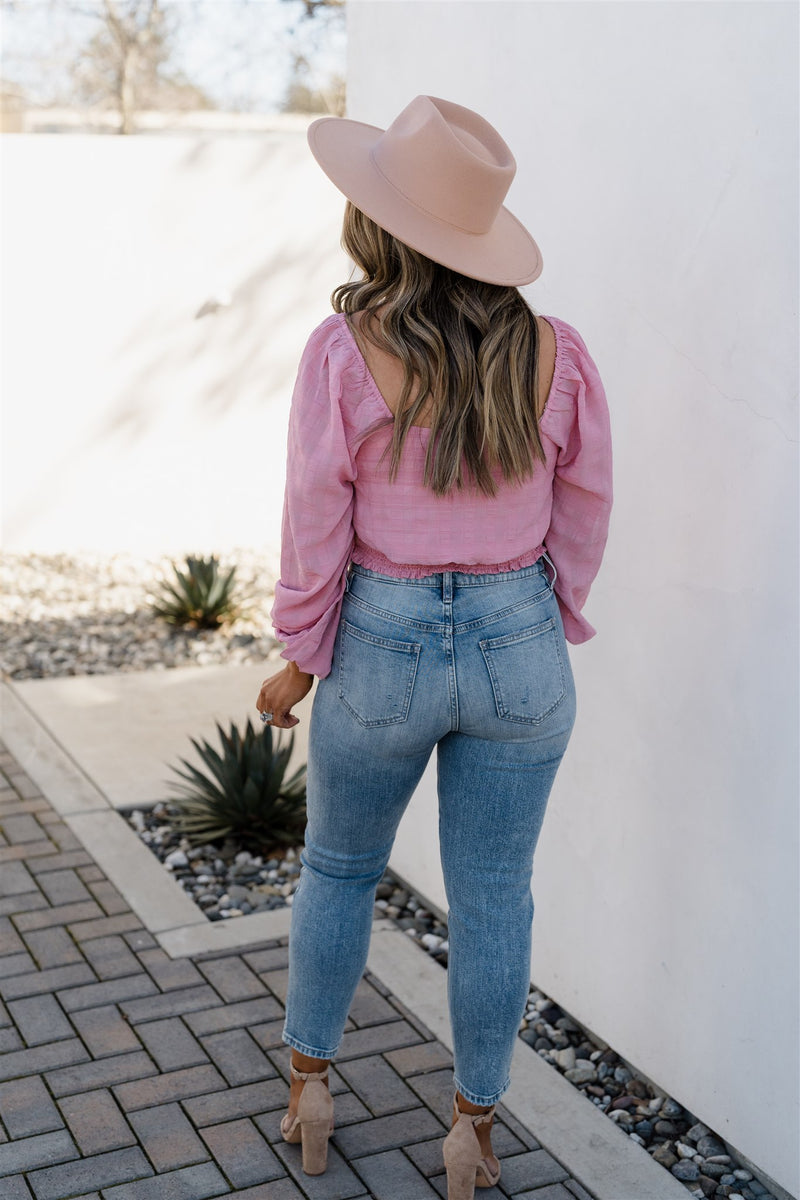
271, 311, 612, 678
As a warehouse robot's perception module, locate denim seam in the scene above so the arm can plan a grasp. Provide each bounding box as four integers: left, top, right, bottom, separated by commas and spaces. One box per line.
479, 615, 556, 649
344, 585, 553, 635
349, 570, 436, 589
442, 574, 459, 730
282, 1029, 341, 1059
452, 1072, 511, 1107
453, 586, 553, 634
344, 593, 447, 632
339, 620, 421, 654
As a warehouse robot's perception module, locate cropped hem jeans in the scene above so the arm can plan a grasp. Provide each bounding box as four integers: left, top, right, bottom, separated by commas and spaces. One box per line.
281, 555, 576, 1107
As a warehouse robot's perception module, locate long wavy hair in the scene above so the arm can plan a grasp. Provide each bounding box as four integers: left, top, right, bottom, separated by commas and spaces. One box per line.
331, 200, 546, 498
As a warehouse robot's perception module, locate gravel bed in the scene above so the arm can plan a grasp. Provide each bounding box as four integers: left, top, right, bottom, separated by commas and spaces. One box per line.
2, 550, 776, 1200
0, 549, 281, 679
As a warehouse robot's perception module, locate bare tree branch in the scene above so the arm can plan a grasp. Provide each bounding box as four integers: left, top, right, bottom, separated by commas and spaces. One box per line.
1, 0, 345, 124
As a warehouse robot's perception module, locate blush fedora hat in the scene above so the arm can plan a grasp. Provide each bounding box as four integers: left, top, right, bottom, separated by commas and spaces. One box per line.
307, 95, 543, 287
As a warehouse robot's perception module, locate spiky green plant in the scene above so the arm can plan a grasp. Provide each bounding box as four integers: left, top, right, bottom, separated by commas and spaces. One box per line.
149, 554, 251, 629
163, 717, 307, 853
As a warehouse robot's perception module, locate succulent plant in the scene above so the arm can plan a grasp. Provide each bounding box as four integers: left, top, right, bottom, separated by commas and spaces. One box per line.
164, 717, 307, 853
149, 554, 251, 629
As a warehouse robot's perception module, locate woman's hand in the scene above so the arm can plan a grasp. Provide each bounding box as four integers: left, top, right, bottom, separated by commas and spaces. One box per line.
256, 661, 314, 729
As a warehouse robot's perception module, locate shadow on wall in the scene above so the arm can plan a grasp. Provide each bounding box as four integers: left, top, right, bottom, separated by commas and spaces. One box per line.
4, 131, 348, 550
105, 230, 340, 443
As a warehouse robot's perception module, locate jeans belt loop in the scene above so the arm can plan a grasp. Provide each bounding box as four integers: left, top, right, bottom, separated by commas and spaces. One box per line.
541, 549, 558, 592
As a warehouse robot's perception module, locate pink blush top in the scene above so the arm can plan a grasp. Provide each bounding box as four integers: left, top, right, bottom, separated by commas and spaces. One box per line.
271, 311, 613, 678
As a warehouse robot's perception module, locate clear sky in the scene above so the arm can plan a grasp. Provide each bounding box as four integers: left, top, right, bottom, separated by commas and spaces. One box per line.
0, 0, 346, 112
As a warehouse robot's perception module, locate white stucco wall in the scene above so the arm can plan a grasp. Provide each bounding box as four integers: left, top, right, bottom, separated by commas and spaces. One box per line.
1, 127, 349, 557
346, 2, 798, 1194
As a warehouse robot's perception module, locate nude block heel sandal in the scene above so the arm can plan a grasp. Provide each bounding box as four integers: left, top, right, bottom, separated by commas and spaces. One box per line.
279, 1063, 335, 1175
442, 1096, 501, 1198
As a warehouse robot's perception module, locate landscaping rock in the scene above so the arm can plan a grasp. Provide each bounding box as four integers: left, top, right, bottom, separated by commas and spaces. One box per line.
652, 1145, 678, 1169
672, 1161, 701, 1182
697, 1136, 728, 1158
565, 1066, 597, 1085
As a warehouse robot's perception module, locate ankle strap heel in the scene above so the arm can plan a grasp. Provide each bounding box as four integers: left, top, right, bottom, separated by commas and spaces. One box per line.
443, 1096, 501, 1197
290, 1062, 330, 1082
453, 1096, 496, 1124
281, 1062, 334, 1175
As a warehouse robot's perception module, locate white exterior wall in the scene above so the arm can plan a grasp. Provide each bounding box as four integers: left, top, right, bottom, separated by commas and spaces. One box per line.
346, 2, 798, 1194
1, 128, 349, 557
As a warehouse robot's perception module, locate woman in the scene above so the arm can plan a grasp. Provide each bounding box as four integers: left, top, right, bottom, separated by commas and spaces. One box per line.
256, 95, 612, 1199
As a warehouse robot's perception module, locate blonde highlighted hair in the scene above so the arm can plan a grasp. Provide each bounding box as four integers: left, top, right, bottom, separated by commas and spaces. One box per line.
332, 200, 546, 498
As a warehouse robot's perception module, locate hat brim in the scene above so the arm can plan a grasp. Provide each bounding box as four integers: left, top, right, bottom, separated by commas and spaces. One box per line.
308, 116, 543, 287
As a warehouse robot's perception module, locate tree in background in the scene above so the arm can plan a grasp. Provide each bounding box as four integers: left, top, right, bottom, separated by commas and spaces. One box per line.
0, 0, 345, 127
0, 0, 214, 131
294, 0, 343, 15
73, 0, 214, 133
281, 48, 344, 115
279, 0, 345, 115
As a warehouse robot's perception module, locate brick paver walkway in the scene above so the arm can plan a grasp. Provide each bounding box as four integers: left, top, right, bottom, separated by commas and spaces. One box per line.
0, 740, 597, 1200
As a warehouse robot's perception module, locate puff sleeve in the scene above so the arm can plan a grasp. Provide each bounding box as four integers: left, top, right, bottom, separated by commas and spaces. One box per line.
270, 320, 357, 678
544, 322, 613, 643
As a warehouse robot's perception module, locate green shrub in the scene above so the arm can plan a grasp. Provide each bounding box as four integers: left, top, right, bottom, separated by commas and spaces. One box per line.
149, 554, 251, 629
164, 717, 307, 853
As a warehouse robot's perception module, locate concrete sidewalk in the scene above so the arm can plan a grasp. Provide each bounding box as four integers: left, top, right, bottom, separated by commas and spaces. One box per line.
0, 674, 690, 1200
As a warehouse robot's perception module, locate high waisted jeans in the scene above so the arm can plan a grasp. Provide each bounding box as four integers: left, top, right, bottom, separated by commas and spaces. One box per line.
281, 555, 577, 1106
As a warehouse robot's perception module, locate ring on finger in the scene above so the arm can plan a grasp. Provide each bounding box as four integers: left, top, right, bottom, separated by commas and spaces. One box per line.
260, 710, 273, 724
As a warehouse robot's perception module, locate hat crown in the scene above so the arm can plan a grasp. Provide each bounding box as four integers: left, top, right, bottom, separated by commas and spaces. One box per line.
306, 94, 542, 285
370, 96, 516, 236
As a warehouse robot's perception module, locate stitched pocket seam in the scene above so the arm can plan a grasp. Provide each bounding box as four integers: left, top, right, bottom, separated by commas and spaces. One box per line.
338, 621, 422, 727
479, 617, 566, 724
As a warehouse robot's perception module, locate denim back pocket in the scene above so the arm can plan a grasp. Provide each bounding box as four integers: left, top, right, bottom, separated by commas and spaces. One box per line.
338, 620, 422, 727
479, 616, 566, 724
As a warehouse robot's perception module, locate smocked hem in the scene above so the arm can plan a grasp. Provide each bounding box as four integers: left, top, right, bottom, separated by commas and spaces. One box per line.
453, 1073, 511, 1107
350, 542, 545, 579
282, 1029, 339, 1059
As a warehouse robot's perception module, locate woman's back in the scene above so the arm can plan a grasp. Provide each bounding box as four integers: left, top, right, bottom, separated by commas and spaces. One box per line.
346, 307, 558, 426
272, 308, 612, 677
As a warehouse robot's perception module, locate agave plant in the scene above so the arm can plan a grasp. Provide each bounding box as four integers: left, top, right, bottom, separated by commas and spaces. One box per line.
164, 717, 307, 853
149, 554, 251, 629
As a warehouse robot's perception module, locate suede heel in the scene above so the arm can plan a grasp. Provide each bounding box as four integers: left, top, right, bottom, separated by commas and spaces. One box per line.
442, 1095, 501, 1198
279, 1062, 335, 1176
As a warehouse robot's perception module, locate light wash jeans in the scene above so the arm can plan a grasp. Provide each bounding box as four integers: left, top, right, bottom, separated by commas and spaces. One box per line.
281, 555, 576, 1106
